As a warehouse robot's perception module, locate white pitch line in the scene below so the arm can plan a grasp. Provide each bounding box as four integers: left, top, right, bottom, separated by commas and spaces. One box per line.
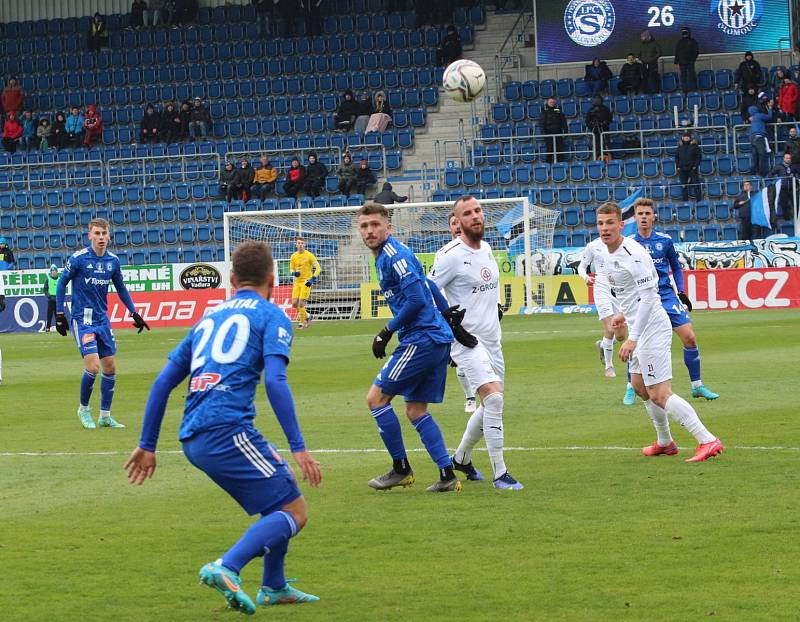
0, 445, 798, 457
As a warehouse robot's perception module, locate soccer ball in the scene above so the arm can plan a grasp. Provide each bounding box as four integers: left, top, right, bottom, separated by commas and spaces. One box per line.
442, 60, 486, 103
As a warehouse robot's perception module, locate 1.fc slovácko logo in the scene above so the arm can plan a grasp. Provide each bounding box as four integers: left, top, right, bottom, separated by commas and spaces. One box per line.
564, 0, 616, 46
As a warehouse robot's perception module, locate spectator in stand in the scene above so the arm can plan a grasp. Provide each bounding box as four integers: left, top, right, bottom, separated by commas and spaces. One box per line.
145, 0, 163, 26
353, 93, 373, 135
65, 106, 84, 147
19, 110, 36, 151
51, 111, 67, 148
767, 152, 800, 221
437, 25, 463, 67
276, 0, 297, 36
130, 0, 147, 28
233, 158, 255, 201
37, 118, 51, 151
178, 100, 192, 139
771, 68, 789, 93
88, 13, 109, 52
0, 238, 15, 270
335, 89, 359, 131
785, 126, 800, 164
733, 180, 760, 240
163, 0, 178, 25
302, 0, 323, 37
749, 92, 774, 177
355, 158, 377, 196
2, 112, 23, 153
637, 29, 662, 94
585, 95, 612, 159
618, 54, 644, 95
373, 182, 408, 205
777, 75, 800, 122
367, 90, 393, 133
160, 102, 182, 143
734, 51, 762, 92
740, 85, 758, 123
336, 153, 357, 197
188, 97, 211, 140
674, 27, 699, 93
219, 161, 237, 202
140, 104, 161, 143
253, 0, 275, 38
251, 156, 278, 199
1, 77, 25, 115
284, 158, 305, 199
82, 104, 103, 148
584, 57, 612, 96
675, 131, 701, 201
303, 152, 328, 198
540, 97, 568, 163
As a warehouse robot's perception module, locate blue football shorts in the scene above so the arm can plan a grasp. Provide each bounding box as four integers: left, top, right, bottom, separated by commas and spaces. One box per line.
72, 320, 117, 358
661, 290, 691, 328
374, 338, 450, 404
182, 424, 302, 516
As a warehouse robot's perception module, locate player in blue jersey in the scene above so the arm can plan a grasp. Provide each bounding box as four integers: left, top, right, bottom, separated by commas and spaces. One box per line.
55, 218, 150, 429
629, 198, 719, 403
124, 241, 322, 615
358, 202, 477, 493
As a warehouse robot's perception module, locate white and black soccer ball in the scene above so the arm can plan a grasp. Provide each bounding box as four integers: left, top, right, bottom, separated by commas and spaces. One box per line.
442, 59, 486, 103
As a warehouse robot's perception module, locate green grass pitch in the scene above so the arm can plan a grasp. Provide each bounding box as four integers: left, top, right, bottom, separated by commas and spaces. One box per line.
2, 309, 799, 621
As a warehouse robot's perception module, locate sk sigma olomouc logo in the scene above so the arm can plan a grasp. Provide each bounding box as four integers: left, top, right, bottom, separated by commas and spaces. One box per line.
713, 0, 761, 36
564, 0, 616, 47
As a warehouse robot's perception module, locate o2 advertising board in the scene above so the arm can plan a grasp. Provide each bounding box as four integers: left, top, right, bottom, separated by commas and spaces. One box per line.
536, 0, 791, 64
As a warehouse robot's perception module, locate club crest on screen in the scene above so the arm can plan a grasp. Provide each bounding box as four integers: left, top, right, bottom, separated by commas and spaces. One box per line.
563, 0, 616, 47
714, 0, 761, 36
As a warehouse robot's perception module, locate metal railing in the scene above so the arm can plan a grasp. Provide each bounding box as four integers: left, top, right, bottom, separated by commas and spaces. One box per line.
472, 131, 596, 164
600, 125, 730, 160
434, 138, 470, 186
0, 159, 104, 191
732, 121, 800, 158
106, 153, 220, 186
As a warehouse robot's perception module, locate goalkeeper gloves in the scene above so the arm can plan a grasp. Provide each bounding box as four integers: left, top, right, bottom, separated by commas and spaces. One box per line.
441, 305, 478, 348
678, 291, 693, 312
131, 312, 150, 334
0, 294, 5, 312
441, 305, 466, 326
291, 271, 301, 277
372, 326, 394, 359
305, 276, 317, 287
55, 312, 69, 336
498, 303, 504, 321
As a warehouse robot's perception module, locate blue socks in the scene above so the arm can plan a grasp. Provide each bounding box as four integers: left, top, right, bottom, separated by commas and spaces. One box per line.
100, 373, 116, 411
222, 511, 297, 577
80, 371, 96, 407
413, 413, 451, 469
371, 405, 407, 460
683, 346, 701, 382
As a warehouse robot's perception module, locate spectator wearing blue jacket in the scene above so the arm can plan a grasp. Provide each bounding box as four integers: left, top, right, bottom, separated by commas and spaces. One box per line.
19, 110, 36, 151
65, 106, 85, 147
749, 92, 774, 177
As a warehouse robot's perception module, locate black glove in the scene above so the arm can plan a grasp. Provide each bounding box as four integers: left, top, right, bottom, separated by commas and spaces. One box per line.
55, 312, 69, 336
448, 357, 458, 368
131, 312, 150, 334
451, 324, 478, 348
0, 294, 5, 312
678, 291, 693, 312
372, 326, 394, 359
441, 305, 466, 327
498, 303, 504, 322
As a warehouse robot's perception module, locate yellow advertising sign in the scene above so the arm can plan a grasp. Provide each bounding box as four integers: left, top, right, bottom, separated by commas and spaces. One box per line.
360, 276, 589, 319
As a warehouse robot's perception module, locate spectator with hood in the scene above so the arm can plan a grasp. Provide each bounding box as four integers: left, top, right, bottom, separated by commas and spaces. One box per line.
584, 57, 612, 96
160, 102, 183, 143
19, 110, 36, 151
637, 29, 662, 93
585, 95, 613, 159
232, 158, 255, 201
178, 100, 192, 139
140, 103, 161, 143
335, 89, 359, 131
618, 54, 643, 95
1, 77, 25, 115
539, 97, 568, 163
219, 161, 237, 201
51, 111, 67, 148
284, 157, 305, 198
437, 25, 462, 66
251, 155, 278, 198
674, 26, 699, 93
303, 152, 328, 198
749, 92, 774, 177
336, 153, 357, 196
355, 158, 376, 195
675, 131, 702, 201
65, 106, 84, 146
354, 93, 374, 135
2, 112, 23, 153
188, 97, 211, 139
37, 117, 51, 151
735, 51, 762, 92
366, 90, 393, 132
87, 13, 109, 52
373, 182, 408, 205
82, 104, 103, 147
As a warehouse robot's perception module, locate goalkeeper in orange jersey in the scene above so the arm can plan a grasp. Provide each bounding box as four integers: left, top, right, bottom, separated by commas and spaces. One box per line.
289, 237, 320, 329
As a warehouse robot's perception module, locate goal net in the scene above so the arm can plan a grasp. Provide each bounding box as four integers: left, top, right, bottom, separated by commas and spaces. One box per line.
223, 197, 560, 320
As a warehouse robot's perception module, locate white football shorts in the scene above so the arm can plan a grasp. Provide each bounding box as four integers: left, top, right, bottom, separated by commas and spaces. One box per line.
450, 339, 504, 393
628, 317, 673, 387
593, 283, 620, 320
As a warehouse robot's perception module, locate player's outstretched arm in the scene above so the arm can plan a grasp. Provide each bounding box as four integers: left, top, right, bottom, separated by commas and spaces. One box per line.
263, 355, 321, 487
124, 359, 189, 484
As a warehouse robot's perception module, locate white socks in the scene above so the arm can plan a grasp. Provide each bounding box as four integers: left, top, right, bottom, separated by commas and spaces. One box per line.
666, 394, 716, 444
601, 337, 614, 367
456, 366, 473, 399
482, 392, 507, 479
644, 400, 673, 446
454, 406, 484, 465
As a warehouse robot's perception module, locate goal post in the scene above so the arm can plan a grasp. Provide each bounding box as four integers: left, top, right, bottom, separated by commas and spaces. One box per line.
223, 197, 560, 319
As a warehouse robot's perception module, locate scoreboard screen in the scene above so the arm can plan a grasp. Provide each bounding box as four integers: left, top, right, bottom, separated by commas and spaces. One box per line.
535, 0, 791, 64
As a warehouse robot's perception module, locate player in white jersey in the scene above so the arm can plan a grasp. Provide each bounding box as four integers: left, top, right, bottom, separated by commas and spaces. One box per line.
447, 213, 477, 413
578, 237, 627, 378
430, 196, 523, 489
596, 202, 723, 463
